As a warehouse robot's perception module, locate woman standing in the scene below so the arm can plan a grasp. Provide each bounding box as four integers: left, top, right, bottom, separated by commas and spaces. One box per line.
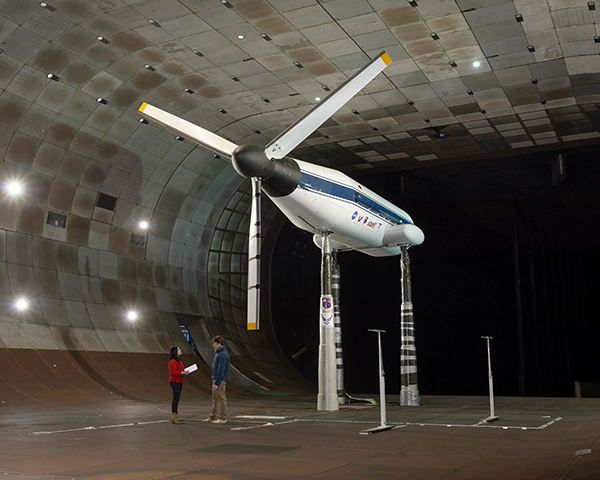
168, 346, 189, 424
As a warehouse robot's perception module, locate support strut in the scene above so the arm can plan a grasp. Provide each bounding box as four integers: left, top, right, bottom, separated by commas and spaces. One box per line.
399, 245, 420, 406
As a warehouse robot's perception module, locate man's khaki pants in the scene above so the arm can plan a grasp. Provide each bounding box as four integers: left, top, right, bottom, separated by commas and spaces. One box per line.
210, 380, 227, 420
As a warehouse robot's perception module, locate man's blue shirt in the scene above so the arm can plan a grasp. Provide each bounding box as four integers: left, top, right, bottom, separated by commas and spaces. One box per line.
212, 346, 230, 386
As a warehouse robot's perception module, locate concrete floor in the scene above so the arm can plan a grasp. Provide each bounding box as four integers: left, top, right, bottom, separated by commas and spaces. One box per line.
1, 394, 599, 479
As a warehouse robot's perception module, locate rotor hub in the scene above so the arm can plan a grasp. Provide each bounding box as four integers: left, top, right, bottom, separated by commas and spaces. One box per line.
231, 144, 274, 179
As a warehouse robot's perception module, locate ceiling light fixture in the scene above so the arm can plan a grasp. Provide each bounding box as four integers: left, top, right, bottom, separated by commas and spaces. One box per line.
139, 118, 149, 124
408, 0, 418, 6
253, 129, 261, 134
480, 109, 486, 114
449, 60, 457, 67
229, 75, 239, 81
371, 126, 379, 131
97, 36, 110, 44
430, 32, 439, 40
144, 64, 155, 71
221, 0, 234, 7
218, 108, 227, 114
15, 298, 29, 311
540, 98, 547, 104
294, 62, 304, 68
472, 61, 481, 67
595, 35, 600, 43
260, 33, 271, 41
315, 97, 321, 102
531, 78, 538, 84
237, 34, 245, 40
527, 45, 536, 52
589, 1, 596, 10
96, 97, 108, 104
5, 180, 23, 197
47, 73, 60, 81
192, 50, 204, 57
176, 135, 185, 141
184, 88, 194, 94
424, 118, 431, 123
40, 2, 55, 11
148, 19, 161, 27
213, 154, 221, 159
322, 85, 330, 91
515, 13, 523, 22
466, 89, 474, 95
261, 97, 270, 103
407, 100, 414, 105
139, 221, 149, 230
127, 310, 138, 321
352, 110, 360, 115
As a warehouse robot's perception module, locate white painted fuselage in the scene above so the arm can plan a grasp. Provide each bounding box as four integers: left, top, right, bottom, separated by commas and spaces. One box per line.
267, 159, 419, 257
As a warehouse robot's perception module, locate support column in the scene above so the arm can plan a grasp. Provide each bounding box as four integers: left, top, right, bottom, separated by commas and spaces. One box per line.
400, 244, 420, 406
332, 252, 346, 405
317, 233, 339, 411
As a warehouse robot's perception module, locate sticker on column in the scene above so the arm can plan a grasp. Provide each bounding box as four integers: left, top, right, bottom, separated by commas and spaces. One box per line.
321, 295, 334, 328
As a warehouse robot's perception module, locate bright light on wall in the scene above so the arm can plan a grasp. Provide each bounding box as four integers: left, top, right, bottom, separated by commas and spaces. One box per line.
15, 298, 28, 311
5, 181, 23, 197
127, 310, 138, 321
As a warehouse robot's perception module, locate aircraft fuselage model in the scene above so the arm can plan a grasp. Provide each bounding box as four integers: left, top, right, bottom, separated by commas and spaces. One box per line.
139, 51, 425, 330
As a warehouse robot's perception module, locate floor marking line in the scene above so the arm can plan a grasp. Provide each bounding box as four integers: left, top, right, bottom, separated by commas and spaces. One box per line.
231, 419, 298, 431
235, 415, 287, 420
30, 420, 169, 435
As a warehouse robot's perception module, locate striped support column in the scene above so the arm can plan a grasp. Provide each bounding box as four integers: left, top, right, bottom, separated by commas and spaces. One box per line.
317, 233, 339, 411
400, 245, 420, 406
331, 252, 346, 405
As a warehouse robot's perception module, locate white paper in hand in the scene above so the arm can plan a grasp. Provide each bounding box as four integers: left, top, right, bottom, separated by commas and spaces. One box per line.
184, 364, 198, 374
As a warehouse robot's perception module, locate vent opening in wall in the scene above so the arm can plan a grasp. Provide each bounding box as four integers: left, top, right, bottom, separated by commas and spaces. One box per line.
97, 193, 118, 211
130, 233, 147, 247
46, 212, 67, 228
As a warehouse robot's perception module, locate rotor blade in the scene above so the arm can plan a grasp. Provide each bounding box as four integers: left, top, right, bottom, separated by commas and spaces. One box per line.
247, 177, 262, 331
139, 103, 237, 157
265, 51, 392, 160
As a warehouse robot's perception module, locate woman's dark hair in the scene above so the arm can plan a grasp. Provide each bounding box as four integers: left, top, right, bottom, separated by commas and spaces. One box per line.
169, 346, 180, 362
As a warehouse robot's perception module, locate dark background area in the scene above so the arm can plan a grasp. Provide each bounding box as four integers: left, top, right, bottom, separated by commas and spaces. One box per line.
271, 146, 600, 397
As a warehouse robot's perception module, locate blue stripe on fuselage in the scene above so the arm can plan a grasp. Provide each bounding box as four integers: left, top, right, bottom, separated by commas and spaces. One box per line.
298, 171, 411, 225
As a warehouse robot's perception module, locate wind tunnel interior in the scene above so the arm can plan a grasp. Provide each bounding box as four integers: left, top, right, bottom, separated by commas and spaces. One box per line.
0, 135, 311, 407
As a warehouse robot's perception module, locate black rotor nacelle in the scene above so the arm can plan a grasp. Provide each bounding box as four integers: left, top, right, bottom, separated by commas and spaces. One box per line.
231, 144, 301, 198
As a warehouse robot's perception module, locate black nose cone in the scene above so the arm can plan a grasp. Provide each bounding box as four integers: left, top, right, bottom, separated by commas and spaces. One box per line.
231, 144, 274, 179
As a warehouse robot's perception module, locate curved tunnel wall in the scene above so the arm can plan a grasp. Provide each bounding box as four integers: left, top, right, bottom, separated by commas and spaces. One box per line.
0, 2, 312, 403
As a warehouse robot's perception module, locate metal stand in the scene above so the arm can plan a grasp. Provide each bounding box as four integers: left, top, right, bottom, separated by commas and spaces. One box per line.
317, 233, 339, 411
481, 336, 499, 423
360, 330, 393, 434
332, 252, 346, 405
399, 245, 420, 406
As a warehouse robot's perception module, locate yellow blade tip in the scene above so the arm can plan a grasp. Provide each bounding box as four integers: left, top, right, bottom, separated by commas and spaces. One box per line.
139, 102, 148, 112
247, 323, 257, 331
381, 52, 392, 65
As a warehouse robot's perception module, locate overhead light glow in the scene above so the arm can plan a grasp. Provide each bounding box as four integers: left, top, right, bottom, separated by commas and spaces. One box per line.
473, 61, 481, 67
5, 180, 23, 196
315, 97, 321, 102
237, 34, 245, 39
127, 310, 138, 321
15, 298, 28, 311
139, 221, 149, 230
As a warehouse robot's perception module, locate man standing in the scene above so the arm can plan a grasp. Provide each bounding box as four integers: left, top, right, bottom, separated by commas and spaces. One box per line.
203, 335, 230, 424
